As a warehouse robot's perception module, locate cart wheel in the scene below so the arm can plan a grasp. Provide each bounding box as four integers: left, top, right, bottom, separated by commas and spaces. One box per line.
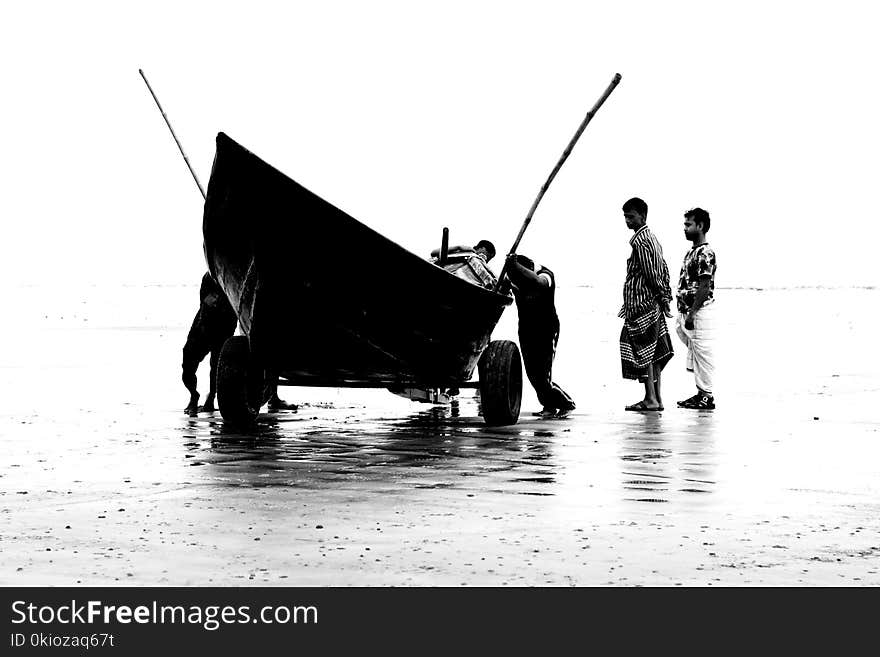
478, 340, 522, 426
217, 336, 263, 425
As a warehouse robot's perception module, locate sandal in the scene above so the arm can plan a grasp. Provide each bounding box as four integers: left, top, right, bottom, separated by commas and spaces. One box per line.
625, 401, 663, 412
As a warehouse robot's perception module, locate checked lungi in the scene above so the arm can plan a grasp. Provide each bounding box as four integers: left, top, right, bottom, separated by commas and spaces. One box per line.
619, 304, 674, 380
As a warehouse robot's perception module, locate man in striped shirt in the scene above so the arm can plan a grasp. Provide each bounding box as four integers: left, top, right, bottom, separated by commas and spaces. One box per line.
618, 197, 674, 411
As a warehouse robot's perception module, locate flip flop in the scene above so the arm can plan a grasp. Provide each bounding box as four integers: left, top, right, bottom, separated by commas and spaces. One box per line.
625, 401, 663, 412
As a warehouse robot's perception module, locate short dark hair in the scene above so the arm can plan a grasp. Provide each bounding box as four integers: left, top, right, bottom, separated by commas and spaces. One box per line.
474, 240, 496, 261
622, 197, 648, 217
515, 254, 535, 271
685, 207, 711, 233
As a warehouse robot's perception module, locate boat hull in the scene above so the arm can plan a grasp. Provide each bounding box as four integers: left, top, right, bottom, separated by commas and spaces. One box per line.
203, 132, 511, 387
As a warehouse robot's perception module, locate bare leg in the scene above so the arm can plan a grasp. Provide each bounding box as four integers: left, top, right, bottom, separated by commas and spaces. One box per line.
641, 363, 661, 409
654, 371, 663, 409
200, 349, 220, 412
182, 368, 199, 414
182, 324, 208, 414
267, 373, 297, 412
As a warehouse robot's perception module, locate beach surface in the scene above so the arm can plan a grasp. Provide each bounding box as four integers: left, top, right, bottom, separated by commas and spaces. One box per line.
1, 285, 878, 586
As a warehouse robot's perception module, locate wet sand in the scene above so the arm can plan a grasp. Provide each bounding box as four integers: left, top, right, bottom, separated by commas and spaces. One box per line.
2, 285, 879, 585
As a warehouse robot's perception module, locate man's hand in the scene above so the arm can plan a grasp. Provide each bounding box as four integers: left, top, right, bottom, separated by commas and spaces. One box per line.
505, 253, 520, 278
684, 314, 695, 330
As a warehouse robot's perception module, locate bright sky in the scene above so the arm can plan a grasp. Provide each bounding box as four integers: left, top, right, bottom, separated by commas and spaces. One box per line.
2, 0, 878, 288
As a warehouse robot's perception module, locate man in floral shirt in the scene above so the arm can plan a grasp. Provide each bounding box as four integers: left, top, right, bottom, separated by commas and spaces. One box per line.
675, 208, 717, 409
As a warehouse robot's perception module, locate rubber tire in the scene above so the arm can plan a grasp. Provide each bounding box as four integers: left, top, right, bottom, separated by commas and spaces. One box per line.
478, 340, 522, 426
217, 336, 262, 425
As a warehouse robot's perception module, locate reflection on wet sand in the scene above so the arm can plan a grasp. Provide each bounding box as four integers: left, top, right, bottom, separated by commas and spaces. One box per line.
179, 401, 558, 496
180, 396, 724, 508
619, 411, 717, 504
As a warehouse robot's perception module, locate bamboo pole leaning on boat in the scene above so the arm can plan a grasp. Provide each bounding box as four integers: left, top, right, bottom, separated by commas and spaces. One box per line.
494, 72, 622, 292
139, 69, 206, 201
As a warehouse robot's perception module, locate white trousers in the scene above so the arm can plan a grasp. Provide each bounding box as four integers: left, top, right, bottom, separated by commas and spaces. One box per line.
675, 303, 715, 394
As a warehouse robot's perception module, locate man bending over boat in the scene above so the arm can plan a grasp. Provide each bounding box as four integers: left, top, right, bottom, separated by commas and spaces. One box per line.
430, 239, 498, 289
505, 254, 576, 419
182, 272, 297, 414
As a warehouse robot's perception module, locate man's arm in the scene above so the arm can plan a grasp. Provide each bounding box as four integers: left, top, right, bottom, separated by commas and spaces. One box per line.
684, 276, 712, 329
505, 255, 549, 289
635, 241, 672, 313
429, 244, 474, 260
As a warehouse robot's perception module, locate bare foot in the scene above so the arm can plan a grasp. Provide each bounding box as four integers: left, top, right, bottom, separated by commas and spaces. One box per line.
184, 397, 199, 415
267, 398, 298, 412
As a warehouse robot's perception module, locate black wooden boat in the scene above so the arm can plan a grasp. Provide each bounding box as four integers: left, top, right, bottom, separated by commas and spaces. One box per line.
203, 133, 522, 425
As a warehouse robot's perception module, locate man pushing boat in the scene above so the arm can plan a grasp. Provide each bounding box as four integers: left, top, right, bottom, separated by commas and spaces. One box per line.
182, 272, 297, 415
505, 253, 576, 419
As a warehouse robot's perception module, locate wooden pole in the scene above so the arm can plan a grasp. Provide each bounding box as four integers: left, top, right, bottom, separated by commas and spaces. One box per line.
439, 227, 450, 265
494, 73, 622, 291
139, 69, 206, 200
